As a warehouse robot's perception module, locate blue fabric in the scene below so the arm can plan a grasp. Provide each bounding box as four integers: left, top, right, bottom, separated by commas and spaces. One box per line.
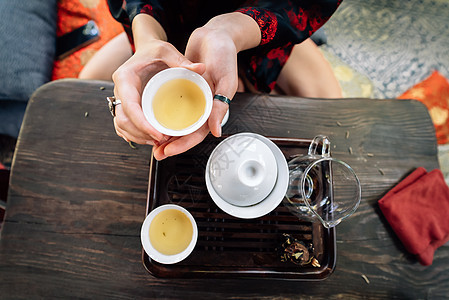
0, 0, 57, 137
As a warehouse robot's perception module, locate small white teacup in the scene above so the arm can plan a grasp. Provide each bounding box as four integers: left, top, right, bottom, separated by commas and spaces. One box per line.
141, 204, 198, 264
142, 68, 213, 136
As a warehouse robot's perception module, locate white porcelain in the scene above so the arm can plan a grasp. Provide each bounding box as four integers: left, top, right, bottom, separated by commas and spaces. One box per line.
208, 134, 278, 207
141, 204, 198, 264
141, 67, 213, 136
205, 133, 289, 219
221, 108, 229, 127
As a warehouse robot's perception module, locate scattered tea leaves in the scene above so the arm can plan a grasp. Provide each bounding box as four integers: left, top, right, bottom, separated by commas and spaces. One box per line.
345, 131, 350, 139
100, 86, 105, 90
348, 146, 353, 154
367, 153, 374, 157
361, 274, 370, 284
311, 258, 321, 268
378, 168, 385, 175
128, 141, 137, 149
84, 112, 89, 118
336, 121, 342, 126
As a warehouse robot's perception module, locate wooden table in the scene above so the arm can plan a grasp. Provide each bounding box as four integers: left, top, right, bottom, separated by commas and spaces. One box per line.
1, 79, 447, 299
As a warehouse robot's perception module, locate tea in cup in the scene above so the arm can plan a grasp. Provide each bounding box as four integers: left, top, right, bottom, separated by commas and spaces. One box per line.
142, 68, 213, 136
141, 204, 198, 264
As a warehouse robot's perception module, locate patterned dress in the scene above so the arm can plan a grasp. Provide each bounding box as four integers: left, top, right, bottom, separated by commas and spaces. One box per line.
107, 0, 342, 92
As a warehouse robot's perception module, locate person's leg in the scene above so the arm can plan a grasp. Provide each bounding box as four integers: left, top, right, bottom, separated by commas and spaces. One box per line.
79, 32, 133, 81
275, 38, 342, 98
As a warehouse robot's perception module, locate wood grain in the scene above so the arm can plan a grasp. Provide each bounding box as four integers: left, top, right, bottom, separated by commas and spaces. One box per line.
0, 79, 446, 299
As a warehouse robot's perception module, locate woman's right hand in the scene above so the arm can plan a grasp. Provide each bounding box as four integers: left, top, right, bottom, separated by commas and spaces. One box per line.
111, 32, 205, 146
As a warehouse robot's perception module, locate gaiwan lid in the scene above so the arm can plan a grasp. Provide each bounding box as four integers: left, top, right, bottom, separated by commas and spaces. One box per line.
205, 133, 289, 219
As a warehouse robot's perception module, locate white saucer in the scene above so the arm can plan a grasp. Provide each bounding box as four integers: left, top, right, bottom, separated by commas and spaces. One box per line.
205, 133, 289, 219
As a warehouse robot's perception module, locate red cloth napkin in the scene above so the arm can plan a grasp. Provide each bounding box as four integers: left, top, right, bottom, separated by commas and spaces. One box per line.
378, 167, 449, 265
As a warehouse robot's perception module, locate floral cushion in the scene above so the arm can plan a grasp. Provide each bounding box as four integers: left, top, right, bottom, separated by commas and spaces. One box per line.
398, 70, 449, 145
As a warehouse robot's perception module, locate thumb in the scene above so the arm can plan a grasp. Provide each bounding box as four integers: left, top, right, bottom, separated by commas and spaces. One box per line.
182, 62, 206, 75
162, 43, 206, 74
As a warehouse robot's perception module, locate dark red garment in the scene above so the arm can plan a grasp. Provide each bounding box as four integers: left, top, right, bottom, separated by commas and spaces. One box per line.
378, 167, 449, 266
107, 0, 342, 92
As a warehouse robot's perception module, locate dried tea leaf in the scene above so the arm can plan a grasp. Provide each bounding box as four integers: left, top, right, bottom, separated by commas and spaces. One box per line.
361, 274, 370, 284
278, 233, 314, 266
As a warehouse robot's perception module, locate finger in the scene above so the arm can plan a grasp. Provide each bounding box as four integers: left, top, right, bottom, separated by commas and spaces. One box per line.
113, 72, 166, 143
113, 101, 163, 145
152, 136, 177, 160
162, 125, 210, 158
208, 98, 230, 138
152, 145, 168, 161
207, 67, 237, 136
209, 83, 234, 137
114, 119, 157, 146
160, 43, 206, 74
184, 63, 206, 75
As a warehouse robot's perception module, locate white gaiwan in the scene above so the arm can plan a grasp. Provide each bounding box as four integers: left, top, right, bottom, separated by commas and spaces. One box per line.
205, 132, 289, 219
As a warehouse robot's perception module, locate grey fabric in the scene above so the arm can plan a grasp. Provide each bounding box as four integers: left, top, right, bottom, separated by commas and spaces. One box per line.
310, 27, 327, 46
0, 101, 27, 138
0, 0, 57, 137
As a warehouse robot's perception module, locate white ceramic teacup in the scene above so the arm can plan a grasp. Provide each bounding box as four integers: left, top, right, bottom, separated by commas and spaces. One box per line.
142, 68, 213, 136
141, 204, 198, 264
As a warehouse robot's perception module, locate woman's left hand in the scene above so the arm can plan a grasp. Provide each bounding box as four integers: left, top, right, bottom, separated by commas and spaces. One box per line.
153, 23, 238, 160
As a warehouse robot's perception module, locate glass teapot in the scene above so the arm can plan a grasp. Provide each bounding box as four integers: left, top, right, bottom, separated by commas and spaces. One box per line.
284, 135, 361, 228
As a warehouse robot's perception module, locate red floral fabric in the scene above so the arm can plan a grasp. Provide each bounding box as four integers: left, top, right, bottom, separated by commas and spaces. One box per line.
107, 0, 341, 92
236, 7, 277, 45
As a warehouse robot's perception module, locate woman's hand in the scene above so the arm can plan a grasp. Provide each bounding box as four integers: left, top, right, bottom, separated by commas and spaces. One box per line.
153, 13, 261, 160
111, 14, 205, 147
152, 27, 238, 160
112, 38, 205, 146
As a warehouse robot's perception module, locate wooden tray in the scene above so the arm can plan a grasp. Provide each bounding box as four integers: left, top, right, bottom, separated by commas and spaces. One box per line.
143, 135, 336, 280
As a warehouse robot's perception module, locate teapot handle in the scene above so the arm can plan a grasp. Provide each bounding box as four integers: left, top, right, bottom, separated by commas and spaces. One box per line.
308, 135, 330, 157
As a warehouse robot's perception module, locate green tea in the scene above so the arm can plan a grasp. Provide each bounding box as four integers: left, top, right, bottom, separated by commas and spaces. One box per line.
149, 209, 193, 255
152, 79, 206, 130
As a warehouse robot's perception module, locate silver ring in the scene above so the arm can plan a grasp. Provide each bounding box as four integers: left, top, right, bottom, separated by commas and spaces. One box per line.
107, 96, 122, 117
214, 94, 231, 105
